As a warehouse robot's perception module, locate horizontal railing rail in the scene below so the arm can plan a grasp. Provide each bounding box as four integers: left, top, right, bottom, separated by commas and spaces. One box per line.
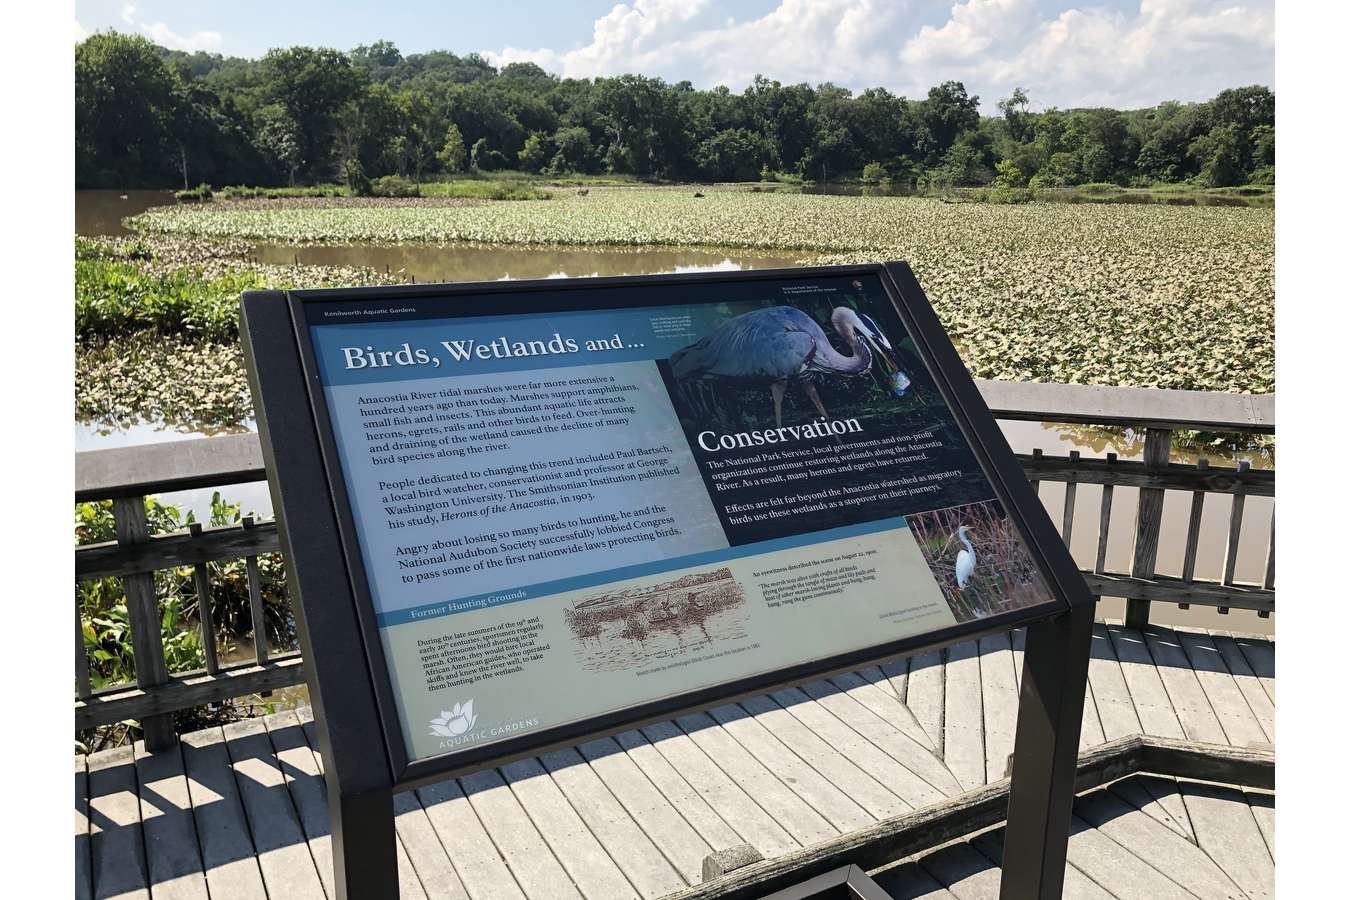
75, 380, 1274, 749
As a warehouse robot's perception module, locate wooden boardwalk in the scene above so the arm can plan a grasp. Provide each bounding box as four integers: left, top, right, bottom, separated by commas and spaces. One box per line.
75, 622, 1274, 899
873, 773, 1273, 899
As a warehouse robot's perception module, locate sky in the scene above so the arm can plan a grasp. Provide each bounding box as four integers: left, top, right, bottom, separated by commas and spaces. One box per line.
73, 1, 1275, 113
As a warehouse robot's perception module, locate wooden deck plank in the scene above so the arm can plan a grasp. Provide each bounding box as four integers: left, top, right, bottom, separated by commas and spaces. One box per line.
1086, 623, 1144, 741
1246, 789, 1274, 858
293, 711, 435, 900
1105, 625, 1186, 739
742, 694, 910, 821
1078, 682, 1106, 752
771, 685, 947, 809
969, 831, 1116, 900
1232, 634, 1275, 705
819, 670, 937, 753
1180, 781, 1273, 900
870, 861, 959, 899
179, 728, 267, 900
905, 648, 946, 753
1141, 628, 1228, 745
1209, 632, 1276, 741
539, 746, 685, 898
917, 841, 1003, 899
392, 815, 433, 900
942, 641, 986, 790
1108, 774, 1195, 844
221, 718, 326, 899
796, 678, 960, 799
612, 728, 743, 854
1064, 814, 1194, 900
878, 657, 911, 700
638, 720, 799, 858
133, 740, 209, 899
262, 712, 336, 899
501, 756, 637, 900
576, 735, 714, 887
76, 756, 92, 900
976, 634, 1020, 777
708, 701, 875, 833
459, 767, 583, 900
88, 746, 149, 900
1075, 787, 1245, 899
415, 777, 528, 900
1174, 628, 1268, 747
674, 711, 837, 848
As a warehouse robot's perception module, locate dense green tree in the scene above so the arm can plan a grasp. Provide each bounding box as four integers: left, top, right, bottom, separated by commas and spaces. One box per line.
258, 46, 364, 180
76, 32, 181, 186
921, 81, 981, 160
518, 133, 551, 173
437, 124, 468, 173
74, 33, 1274, 190
696, 129, 768, 181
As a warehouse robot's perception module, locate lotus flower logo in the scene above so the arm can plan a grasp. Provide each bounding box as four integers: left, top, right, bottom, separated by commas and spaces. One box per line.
429, 700, 478, 737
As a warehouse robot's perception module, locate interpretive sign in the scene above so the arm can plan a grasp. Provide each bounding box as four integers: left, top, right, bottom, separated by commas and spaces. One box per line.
241, 262, 1093, 899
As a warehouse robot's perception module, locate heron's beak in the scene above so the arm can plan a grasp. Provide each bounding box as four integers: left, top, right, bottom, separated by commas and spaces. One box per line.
861, 331, 899, 374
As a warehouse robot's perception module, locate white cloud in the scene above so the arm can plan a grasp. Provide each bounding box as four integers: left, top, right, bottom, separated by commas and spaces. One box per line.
139, 21, 224, 53
120, 5, 136, 26
75, 19, 89, 43
487, 0, 1274, 111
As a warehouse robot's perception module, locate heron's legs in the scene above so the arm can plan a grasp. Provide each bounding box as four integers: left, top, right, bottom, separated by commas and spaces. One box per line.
770, 381, 787, 429
802, 381, 830, 420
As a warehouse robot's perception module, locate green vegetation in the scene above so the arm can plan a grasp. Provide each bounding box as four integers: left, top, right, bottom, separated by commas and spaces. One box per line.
76, 251, 259, 341
76, 492, 294, 751
76, 31, 1273, 191
120, 187, 1272, 394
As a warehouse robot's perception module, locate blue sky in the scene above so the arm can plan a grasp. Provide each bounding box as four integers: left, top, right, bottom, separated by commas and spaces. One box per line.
75, 1, 1275, 112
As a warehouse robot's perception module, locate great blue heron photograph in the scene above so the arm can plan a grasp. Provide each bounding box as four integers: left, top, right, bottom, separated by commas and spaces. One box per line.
904, 499, 1054, 623
664, 299, 919, 431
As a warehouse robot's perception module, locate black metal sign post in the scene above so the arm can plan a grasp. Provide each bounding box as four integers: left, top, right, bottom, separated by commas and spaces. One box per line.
241, 261, 1093, 899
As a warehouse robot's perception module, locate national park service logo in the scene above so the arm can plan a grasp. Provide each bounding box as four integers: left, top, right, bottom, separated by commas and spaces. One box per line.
429, 700, 478, 737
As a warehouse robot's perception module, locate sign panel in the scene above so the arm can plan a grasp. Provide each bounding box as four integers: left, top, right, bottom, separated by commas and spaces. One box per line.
288, 268, 1065, 769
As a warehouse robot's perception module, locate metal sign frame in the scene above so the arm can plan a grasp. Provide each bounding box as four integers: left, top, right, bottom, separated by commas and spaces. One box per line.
240, 261, 1094, 899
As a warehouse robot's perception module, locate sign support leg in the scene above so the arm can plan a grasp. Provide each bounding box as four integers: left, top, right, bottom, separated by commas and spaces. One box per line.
329, 781, 398, 899
998, 602, 1093, 899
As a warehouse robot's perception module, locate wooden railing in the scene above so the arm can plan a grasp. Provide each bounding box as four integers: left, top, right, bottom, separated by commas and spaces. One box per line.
75, 380, 1274, 750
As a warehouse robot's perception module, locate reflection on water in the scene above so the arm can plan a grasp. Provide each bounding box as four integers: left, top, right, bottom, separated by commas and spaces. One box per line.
251, 241, 808, 284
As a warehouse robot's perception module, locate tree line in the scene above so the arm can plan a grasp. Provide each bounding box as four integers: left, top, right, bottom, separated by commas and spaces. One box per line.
75, 31, 1274, 191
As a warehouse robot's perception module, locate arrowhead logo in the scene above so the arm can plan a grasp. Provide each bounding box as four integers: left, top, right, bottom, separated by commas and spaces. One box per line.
429, 700, 478, 737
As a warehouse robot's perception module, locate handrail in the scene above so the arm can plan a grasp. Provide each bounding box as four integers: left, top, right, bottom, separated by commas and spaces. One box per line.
75, 381, 1276, 500
74, 380, 1276, 744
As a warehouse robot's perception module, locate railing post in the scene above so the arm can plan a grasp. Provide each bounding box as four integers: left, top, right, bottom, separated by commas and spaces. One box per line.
112, 496, 176, 751
1126, 428, 1171, 629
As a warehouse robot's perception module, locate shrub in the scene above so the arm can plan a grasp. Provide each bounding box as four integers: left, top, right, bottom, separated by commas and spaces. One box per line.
370, 174, 420, 197
861, 162, 890, 184
343, 158, 373, 197
218, 184, 345, 199
988, 161, 1034, 204
75, 256, 257, 340
174, 183, 213, 202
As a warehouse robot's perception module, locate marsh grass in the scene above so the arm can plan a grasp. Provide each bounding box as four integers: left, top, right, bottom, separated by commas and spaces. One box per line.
906, 499, 1051, 622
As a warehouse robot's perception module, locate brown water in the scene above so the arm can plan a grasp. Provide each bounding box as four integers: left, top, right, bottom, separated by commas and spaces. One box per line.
74, 190, 1274, 637
76, 189, 176, 236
